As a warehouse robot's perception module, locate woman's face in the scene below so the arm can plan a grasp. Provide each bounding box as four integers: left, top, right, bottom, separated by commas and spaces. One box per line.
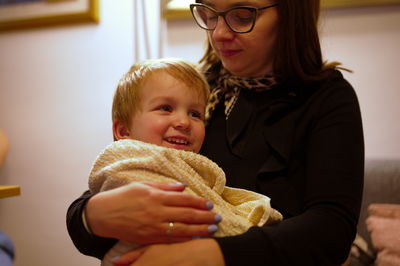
204, 0, 278, 77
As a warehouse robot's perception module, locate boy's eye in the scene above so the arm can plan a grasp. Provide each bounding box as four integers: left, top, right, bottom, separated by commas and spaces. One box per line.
189, 110, 202, 119
158, 105, 172, 112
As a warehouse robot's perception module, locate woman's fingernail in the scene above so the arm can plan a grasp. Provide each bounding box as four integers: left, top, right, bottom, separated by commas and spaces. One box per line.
215, 214, 222, 223
206, 201, 214, 210
208, 224, 218, 234
192, 236, 202, 240
110, 255, 121, 262
176, 182, 187, 187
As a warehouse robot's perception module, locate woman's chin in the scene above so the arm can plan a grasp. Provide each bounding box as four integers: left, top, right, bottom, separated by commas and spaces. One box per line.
221, 62, 245, 76
222, 62, 272, 77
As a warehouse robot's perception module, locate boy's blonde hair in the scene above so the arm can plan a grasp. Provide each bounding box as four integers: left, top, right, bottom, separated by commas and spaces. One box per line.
112, 58, 210, 132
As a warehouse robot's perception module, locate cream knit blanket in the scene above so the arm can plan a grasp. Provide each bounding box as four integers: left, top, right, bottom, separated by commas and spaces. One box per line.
89, 139, 282, 264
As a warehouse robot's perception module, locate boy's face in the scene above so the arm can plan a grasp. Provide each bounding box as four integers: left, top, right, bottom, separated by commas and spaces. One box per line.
125, 71, 206, 153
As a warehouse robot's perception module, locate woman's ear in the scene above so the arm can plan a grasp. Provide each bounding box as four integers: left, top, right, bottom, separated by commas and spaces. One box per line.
113, 121, 131, 140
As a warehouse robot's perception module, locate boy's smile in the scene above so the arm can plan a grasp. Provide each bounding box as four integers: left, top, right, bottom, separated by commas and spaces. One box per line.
125, 71, 206, 153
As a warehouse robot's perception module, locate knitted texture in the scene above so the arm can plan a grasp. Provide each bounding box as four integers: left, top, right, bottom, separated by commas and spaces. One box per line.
89, 139, 283, 236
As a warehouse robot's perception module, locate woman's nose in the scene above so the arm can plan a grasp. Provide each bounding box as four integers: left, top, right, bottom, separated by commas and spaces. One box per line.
212, 17, 235, 41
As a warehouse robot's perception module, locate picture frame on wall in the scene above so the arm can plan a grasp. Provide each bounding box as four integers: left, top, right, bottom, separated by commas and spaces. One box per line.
322, 0, 400, 8
163, 0, 400, 19
0, 0, 99, 31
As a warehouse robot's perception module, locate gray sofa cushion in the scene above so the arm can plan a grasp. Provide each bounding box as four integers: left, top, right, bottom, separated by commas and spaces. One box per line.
358, 158, 400, 248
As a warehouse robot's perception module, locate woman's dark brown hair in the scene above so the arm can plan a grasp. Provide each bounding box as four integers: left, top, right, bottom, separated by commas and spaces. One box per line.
198, 0, 340, 86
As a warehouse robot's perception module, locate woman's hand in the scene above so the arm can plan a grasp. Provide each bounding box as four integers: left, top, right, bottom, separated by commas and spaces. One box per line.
112, 238, 225, 266
85, 182, 219, 244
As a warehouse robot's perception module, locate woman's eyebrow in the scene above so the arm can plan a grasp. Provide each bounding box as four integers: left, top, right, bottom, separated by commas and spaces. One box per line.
201, 0, 261, 8
200, 0, 214, 7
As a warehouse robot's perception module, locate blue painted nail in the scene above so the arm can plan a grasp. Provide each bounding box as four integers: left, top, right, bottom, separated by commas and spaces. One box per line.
208, 224, 218, 234
110, 255, 121, 262
215, 214, 222, 223
206, 201, 214, 210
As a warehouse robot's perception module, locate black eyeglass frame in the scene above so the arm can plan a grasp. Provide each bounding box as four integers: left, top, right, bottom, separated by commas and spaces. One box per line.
190, 3, 278, 34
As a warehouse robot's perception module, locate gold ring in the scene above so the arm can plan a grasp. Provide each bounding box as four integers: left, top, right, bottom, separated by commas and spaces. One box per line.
166, 222, 174, 237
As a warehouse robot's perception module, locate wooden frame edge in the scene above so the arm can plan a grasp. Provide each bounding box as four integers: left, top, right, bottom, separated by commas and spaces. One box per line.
0, 0, 99, 32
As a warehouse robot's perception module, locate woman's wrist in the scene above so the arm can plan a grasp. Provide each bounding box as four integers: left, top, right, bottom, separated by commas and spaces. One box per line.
84, 191, 109, 238
81, 205, 93, 235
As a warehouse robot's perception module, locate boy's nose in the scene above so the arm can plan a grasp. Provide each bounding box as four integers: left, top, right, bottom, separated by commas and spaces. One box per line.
172, 114, 190, 130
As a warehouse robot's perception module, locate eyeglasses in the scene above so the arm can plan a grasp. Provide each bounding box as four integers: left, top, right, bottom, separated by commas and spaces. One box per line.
190, 3, 278, 34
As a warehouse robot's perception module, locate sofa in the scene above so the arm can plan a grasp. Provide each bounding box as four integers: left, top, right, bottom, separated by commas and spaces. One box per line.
349, 158, 400, 266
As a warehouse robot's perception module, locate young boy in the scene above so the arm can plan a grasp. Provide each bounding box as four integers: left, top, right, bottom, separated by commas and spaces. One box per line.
88, 58, 282, 265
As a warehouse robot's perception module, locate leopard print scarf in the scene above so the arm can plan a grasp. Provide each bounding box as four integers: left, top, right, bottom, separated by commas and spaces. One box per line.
205, 68, 277, 122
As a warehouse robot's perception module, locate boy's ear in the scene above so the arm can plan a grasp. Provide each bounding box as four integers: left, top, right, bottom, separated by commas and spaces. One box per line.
113, 121, 131, 140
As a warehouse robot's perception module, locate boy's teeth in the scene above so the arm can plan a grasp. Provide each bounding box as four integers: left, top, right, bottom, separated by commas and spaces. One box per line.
167, 138, 188, 144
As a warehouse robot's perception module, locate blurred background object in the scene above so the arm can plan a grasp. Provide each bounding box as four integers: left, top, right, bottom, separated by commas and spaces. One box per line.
0, 129, 8, 168
0, 129, 15, 266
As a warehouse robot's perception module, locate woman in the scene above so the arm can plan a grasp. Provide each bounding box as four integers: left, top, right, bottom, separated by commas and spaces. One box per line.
67, 0, 364, 265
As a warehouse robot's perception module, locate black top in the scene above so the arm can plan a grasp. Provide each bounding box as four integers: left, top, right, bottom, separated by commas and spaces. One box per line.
66, 70, 364, 265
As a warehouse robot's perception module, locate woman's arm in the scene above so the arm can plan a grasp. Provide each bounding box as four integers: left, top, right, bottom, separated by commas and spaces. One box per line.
112, 238, 225, 266
67, 182, 219, 259
67, 190, 116, 259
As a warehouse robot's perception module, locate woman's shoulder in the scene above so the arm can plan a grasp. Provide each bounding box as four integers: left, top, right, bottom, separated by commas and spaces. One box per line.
313, 69, 354, 93
302, 69, 358, 105
298, 69, 362, 124
274, 69, 356, 104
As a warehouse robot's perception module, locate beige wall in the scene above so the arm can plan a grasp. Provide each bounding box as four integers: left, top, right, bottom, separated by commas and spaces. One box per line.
0, 2, 399, 266
0, 0, 133, 265
321, 6, 400, 159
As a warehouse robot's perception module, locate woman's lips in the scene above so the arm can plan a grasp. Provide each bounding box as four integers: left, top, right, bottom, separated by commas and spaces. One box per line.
219, 49, 241, 57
